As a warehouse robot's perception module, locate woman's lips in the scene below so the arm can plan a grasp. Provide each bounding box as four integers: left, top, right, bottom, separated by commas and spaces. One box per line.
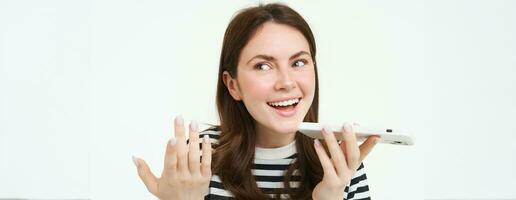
267, 99, 300, 117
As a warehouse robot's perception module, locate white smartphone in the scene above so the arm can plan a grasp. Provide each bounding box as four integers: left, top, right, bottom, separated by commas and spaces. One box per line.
298, 122, 414, 146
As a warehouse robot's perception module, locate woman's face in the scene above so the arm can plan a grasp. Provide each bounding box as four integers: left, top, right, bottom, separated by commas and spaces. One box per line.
224, 21, 316, 136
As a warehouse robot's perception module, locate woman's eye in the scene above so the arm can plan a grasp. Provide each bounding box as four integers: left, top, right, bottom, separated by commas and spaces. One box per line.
255, 63, 272, 71
293, 59, 307, 67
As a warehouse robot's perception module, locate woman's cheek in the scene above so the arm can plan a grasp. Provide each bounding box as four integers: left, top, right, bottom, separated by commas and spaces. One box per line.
243, 76, 272, 101
298, 72, 316, 93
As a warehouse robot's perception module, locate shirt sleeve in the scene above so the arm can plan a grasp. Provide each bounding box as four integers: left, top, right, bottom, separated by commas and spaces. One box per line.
344, 163, 371, 200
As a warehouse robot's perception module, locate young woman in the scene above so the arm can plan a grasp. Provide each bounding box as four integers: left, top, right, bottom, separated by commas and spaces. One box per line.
132, 3, 379, 200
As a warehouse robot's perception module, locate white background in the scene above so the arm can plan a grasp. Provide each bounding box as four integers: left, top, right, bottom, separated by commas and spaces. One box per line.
1, 0, 515, 199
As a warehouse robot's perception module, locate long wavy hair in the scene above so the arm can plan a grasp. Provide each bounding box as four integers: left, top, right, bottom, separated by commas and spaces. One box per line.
212, 3, 323, 200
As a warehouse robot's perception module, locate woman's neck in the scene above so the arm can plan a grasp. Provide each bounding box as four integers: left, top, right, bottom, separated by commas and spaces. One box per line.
255, 124, 296, 148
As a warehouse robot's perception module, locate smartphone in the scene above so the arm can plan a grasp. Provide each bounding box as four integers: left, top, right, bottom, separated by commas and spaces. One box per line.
298, 122, 414, 146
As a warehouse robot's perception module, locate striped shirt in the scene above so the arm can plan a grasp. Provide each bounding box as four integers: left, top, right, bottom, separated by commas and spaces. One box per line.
200, 129, 372, 200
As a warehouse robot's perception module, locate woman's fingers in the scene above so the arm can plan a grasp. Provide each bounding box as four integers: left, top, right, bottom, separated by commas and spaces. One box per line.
340, 123, 361, 170
359, 136, 380, 162
313, 139, 337, 177
321, 125, 347, 174
201, 134, 212, 177
171, 117, 208, 177
174, 116, 189, 174
188, 121, 201, 175
133, 156, 159, 195
174, 116, 186, 138
134, 116, 211, 199
163, 137, 178, 175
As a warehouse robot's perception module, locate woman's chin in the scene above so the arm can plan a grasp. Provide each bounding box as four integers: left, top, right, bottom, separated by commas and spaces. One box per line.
274, 126, 298, 135
277, 118, 304, 134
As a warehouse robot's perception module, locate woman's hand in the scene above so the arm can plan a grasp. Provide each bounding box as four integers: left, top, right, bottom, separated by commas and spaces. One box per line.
132, 116, 212, 200
312, 123, 379, 200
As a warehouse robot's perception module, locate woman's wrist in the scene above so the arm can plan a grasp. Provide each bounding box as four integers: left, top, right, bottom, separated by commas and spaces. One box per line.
312, 189, 345, 200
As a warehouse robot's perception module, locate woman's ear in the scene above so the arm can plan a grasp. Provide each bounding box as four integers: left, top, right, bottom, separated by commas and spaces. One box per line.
222, 71, 242, 101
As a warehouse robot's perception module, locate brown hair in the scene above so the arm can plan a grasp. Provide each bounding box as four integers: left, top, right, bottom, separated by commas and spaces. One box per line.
212, 3, 322, 200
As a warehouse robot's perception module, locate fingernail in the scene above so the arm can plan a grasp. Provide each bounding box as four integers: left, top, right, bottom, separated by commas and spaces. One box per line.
343, 123, 352, 133
169, 137, 177, 146
190, 120, 198, 132
314, 139, 321, 147
322, 124, 332, 135
203, 134, 210, 143
175, 115, 183, 126
132, 156, 140, 167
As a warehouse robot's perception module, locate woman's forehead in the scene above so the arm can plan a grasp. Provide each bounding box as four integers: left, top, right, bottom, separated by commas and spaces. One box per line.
240, 22, 311, 60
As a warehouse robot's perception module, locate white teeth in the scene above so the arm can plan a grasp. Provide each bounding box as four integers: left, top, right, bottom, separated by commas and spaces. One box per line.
268, 98, 300, 107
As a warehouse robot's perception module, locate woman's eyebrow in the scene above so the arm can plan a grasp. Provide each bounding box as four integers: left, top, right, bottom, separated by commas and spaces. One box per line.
246, 51, 311, 64
289, 51, 310, 60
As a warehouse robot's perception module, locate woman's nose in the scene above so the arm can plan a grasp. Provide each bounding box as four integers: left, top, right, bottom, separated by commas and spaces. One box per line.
274, 69, 296, 91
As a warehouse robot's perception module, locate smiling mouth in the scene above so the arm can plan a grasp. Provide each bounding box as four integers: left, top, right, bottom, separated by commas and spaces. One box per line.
266, 98, 301, 111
